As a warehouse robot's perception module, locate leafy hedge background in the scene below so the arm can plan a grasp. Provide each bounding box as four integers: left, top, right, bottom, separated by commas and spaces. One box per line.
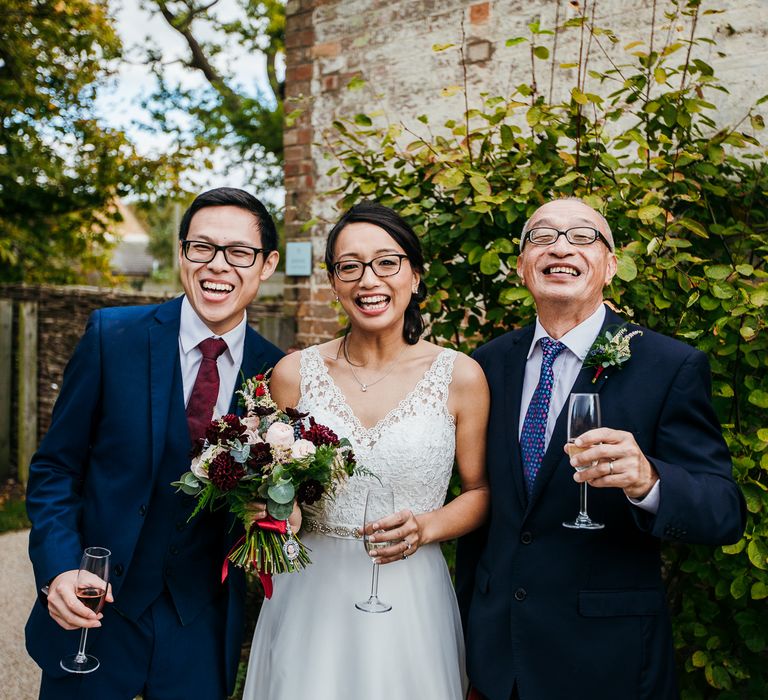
323, 1, 767, 697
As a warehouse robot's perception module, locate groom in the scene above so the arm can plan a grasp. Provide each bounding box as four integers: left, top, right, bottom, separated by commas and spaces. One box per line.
25, 187, 284, 699
457, 197, 745, 700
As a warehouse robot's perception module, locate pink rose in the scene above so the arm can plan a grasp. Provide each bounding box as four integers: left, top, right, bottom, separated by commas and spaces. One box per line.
241, 416, 263, 444
265, 422, 295, 448
291, 439, 316, 460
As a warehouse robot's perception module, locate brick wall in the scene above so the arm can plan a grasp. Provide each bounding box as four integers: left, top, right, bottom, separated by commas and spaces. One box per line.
283, 0, 768, 343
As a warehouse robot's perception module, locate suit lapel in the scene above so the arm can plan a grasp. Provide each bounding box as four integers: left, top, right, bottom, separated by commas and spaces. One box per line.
503, 326, 534, 512
526, 305, 618, 511
228, 327, 269, 414
149, 296, 184, 476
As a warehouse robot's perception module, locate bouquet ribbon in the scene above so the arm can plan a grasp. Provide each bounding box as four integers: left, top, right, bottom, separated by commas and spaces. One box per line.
221, 515, 288, 599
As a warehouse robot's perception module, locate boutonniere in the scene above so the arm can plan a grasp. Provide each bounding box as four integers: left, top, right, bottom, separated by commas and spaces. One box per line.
584, 326, 643, 383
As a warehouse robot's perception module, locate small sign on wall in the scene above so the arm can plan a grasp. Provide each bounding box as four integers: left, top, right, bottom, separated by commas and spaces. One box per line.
285, 241, 313, 276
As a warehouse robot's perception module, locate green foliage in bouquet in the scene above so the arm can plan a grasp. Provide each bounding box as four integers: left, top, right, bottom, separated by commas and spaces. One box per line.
323, 1, 767, 696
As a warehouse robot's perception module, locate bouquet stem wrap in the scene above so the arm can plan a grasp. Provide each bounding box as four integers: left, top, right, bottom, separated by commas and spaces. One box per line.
222, 516, 311, 598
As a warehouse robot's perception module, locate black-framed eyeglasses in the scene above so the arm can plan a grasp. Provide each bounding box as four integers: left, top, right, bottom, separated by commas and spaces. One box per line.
181, 239, 265, 268
332, 254, 409, 282
523, 227, 612, 249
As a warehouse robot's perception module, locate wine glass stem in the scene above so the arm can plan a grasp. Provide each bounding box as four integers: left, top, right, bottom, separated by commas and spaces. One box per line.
74, 628, 89, 663
369, 561, 380, 599
579, 482, 589, 519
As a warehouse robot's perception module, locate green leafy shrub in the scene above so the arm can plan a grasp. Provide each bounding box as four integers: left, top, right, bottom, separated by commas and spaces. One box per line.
324, 1, 767, 696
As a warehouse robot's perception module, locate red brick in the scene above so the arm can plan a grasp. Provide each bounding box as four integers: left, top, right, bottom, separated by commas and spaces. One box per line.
286, 63, 313, 83
469, 2, 490, 23
322, 74, 339, 92
312, 41, 341, 58
295, 128, 313, 145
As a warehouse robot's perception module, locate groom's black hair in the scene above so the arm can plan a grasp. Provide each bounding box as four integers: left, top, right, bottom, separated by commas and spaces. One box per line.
324, 201, 427, 345
178, 187, 278, 253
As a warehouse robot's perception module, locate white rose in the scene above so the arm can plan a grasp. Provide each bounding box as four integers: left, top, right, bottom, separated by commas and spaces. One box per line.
190, 454, 207, 479
291, 439, 316, 460
265, 422, 295, 448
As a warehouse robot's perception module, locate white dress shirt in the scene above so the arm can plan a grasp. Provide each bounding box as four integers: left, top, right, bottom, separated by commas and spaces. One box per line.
179, 296, 247, 418
519, 304, 660, 513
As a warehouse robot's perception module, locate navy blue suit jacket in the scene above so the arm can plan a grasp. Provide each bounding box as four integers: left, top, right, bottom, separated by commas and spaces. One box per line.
25, 295, 283, 693
456, 306, 745, 700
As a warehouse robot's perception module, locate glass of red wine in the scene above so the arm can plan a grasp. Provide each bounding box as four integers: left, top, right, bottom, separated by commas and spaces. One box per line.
60, 547, 111, 674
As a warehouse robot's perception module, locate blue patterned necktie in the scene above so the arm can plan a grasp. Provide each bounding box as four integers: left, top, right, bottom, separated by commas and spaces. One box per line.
520, 337, 567, 494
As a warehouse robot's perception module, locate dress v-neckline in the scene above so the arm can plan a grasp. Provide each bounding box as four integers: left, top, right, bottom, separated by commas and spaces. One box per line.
311, 346, 451, 435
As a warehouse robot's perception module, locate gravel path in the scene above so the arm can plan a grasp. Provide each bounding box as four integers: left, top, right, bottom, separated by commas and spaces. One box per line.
0, 529, 40, 699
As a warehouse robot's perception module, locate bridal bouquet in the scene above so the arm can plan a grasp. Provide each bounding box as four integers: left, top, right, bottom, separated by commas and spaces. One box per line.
172, 373, 360, 597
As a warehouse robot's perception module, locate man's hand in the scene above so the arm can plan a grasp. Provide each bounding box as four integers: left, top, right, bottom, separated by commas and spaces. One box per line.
566, 427, 659, 500
46, 569, 114, 631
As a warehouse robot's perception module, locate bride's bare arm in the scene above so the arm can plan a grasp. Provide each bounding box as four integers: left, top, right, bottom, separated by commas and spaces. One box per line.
369, 352, 490, 564
269, 351, 303, 411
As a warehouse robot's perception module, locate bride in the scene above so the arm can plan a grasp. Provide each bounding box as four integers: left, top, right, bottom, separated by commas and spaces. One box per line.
243, 201, 490, 700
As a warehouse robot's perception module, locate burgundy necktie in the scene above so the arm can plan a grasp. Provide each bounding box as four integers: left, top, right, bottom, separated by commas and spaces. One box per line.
186, 337, 228, 443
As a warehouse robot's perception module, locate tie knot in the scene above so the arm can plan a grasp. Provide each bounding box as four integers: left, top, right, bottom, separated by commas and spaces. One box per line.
198, 337, 227, 360
539, 337, 566, 365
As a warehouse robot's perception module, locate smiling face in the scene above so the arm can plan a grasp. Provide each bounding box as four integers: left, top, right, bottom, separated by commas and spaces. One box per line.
179, 205, 279, 335
330, 222, 419, 336
517, 199, 616, 321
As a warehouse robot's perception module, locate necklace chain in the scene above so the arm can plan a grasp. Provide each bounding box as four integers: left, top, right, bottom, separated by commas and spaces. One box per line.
342, 335, 407, 392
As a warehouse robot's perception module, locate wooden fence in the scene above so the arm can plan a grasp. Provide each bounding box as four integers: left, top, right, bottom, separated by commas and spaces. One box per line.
0, 285, 294, 483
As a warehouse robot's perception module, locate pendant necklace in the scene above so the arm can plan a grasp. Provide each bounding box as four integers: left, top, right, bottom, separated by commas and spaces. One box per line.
342, 335, 408, 392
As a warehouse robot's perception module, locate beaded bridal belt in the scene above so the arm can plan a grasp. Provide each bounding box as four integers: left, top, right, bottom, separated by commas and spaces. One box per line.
302, 518, 361, 540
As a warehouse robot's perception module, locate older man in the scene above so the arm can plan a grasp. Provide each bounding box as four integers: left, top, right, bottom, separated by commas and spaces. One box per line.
457, 197, 745, 700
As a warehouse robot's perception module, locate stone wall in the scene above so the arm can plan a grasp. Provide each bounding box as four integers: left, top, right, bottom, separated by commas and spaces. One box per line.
283, 0, 768, 345
0, 285, 289, 474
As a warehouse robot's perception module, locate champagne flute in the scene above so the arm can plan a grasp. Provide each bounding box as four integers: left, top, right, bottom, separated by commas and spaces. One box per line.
60, 547, 111, 674
355, 486, 395, 613
563, 393, 605, 530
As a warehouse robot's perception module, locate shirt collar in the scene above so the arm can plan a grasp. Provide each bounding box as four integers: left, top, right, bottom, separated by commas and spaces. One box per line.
179, 296, 246, 366
528, 304, 607, 361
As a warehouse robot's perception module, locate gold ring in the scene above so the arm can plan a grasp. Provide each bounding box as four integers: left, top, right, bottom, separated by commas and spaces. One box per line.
609, 460, 614, 475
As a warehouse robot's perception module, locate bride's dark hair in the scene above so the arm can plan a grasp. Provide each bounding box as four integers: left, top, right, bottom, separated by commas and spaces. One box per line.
324, 201, 427, 345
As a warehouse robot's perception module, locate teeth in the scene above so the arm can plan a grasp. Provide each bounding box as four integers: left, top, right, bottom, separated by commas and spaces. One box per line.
547, 266, 578, 276
202, 281, 234, 293
357, 295, 389, 309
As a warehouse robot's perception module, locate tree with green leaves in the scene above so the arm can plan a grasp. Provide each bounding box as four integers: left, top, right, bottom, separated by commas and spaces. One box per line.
327, 1, 767, 696
0, 0, 174, 284
144, 0, 285, 190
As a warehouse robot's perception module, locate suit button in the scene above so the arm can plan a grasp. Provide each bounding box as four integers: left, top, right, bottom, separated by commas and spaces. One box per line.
169, 546, 179, 556
520, 532, 533, 545
164, 567, 172, 577
176, 521, 186, 532
114, 564, 124, 577
514, 588, 527, 601
138, 504, 147, 516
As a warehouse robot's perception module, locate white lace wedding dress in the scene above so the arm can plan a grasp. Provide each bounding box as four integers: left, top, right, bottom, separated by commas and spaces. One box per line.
243, 345, 467, 700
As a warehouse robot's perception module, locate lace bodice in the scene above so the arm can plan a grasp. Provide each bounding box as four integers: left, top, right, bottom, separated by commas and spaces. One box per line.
298, 345, 457, 533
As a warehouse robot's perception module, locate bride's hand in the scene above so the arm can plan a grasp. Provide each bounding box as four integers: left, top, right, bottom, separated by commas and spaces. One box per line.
365, 509, 422, 565
246, 500, 268, 524
247, 500, 303, 532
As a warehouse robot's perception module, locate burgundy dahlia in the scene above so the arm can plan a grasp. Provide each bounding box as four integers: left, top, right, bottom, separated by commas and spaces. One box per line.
297, 479, 325, 505
301, 418, 339, 447
247, 442, 272, 471
209, 452, 245, 491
